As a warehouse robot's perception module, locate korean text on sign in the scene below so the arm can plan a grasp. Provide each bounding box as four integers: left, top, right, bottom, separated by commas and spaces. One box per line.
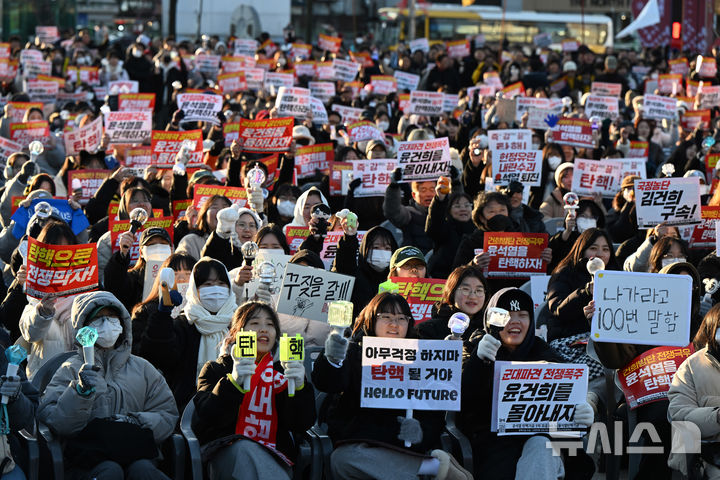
488, 129, 532, 151
483, 232, 548, 278
591, 270, 692, 347
351, 159, 397, 197
634, 177, 702, 228
551, 118, 594, 149
238, 117, 294, 153
177, 93, 223, 125
617, 345, 693, 410
396, 137, 450, 182
151, 130, 203, 168
109, 217, 174, 266
192, 185, 248, 210
491, 361, 588, 435
390, 277, 445, 324
104, 111, 152, 144
492, 150, 542, 187
276, 263, 355, 322
571, 158, 623, 198
26, 237, 98, 298
68, 169, 111, 206
361, 337, 462, 411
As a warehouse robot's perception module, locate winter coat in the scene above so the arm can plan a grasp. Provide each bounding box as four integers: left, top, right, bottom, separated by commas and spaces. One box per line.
193, 353, 316, 462
37, 291, 178, 444
546, 265, 593, 342
416, 303, 483, 341
383, 184, 433, 254
103, 251, 145, 313
425, 195, 475, 279
176, 232, 208, 262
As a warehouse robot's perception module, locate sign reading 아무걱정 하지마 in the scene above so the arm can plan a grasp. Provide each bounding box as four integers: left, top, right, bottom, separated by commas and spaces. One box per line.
591, 270, 692, 346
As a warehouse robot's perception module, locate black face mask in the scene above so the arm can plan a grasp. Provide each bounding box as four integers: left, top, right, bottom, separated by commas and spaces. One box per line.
486, 214, 511, 232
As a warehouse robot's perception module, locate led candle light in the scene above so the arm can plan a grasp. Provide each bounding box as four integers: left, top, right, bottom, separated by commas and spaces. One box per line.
327, 301, 354, 330
447, 312, 471, 340
279, 333, 304, 396
241, 241, 259, 267
76, 326, 98, 366
129, 207, 149, 234
234, 330, 257, 391
2, 346, 27, 404
28, 140, 44, 161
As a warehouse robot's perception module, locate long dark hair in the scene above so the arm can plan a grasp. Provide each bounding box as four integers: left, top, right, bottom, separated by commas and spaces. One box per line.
648, 237, 689, 273
351, 292, 414, 339
254, 224, 290, 254
693, 303, 720, 351
131, 253, 197, 316
552, 228, 616, 274
37, 220, 77, 245
225, 302, 281, 354
196, 195, 231, 234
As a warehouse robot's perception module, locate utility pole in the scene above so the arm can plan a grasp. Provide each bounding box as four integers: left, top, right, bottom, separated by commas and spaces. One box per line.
408, 0, 416, 41
196, 0, 204, 41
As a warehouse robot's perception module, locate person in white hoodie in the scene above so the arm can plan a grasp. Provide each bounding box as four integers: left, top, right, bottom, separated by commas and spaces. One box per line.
281, 187, 329, 236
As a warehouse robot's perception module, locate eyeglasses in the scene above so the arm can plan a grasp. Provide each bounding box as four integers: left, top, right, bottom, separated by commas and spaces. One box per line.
377, 314, 411, 326
398, 263, 425, 272
237, 222, 257, 231
452, 203, 472, 209
457, 286, 485, 297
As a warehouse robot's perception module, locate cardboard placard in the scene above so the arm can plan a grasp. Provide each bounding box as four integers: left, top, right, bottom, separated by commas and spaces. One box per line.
26, 237, 98, 298
391, 277, 446, 324
276, 262, 354, 321
396, 137, 450, 182
634, 177, 701, 228
483, 232, 548, 278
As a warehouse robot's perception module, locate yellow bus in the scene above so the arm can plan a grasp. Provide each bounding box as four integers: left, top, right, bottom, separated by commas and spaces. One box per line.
376, 4, 614, 52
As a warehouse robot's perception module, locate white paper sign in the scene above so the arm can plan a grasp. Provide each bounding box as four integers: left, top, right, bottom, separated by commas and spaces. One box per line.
276, 262, 355, 322
177, 93, 223, 125
361, 336, 462, 411
332, 104, 364, 125
634, 177, 702, 228
591, 270, 692, 346
409, 91, 444, 116
571, 158, 624, 198
530, 275, 550, 310
642, 94, 677, 121
333, 59, 360, 82
492, 150, 543, 187
351, 158, 397, 197
309, 82, 335, 103
274, 86, 310, 118
397, 138, 450, 182
395, 71, 420, 92
488, 129, 533, 151
584, 94, 619, 120
492, 361, 588, 435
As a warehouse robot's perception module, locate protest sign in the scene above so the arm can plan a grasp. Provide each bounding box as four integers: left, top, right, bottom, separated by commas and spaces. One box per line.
23, 59, 51, 79
352, 159, 397, 197
217, 72, 247, 93
68, 169, 111, 205
681, 109, 711, 130
274, 86, 310, 118
125, 147, 152, 169
617, 158, 647, 180
118, 93, 156, 111
658, 74, 682, 94
10, 121, 50, 146
688, 217, 716, 249
64, 117, 103, 155
571, 158, 623, 198
276, 262, 354, 321
27, 79, 58, 104
192, 184, 248, 210
551, 118, 594, 149
316, 62, 334, 80
332, 59, 360, 82
237, 250, 292, 299
696, 56, 717, 78
391, 277, 445, 324
309, 97, 329, 124
371, 75, 397, 96
151, 130, 203, 168
584, 94, 619, 120
284, 226, 310, 254
527, 108, 559, 130
35, 26, 59, 43
108, 80, 139, 94
409, 38, 430, 53
492, 150, 542, 187
294, 143, 333, 180
700, 86, 720, 111
221, 55, 255, 72
236, 67, 265, 90
398, 94, 410, 113
442, 94, 459, 112
194, 54, 221, 77
0, 137, 23, 165
500, 82, 525, 99
533, 32, 552, 48
634, 177, 701, 228
308, 82, 335, 103
591, 82, 622, 97
397, 137, 450, 182
290, 43, 312, 60
347, 121, 384, 143
332, 104, 364, 125
264, 72, 295, 95
295, 61, 317, 78
177, 93, 223, 125
329, 162, 353, 196
234, 38, 258, 57
7, 102, 42, 123
617, 345, 693, 410
394, 71, 420, 92
530, 275, 550, 310
320, 231, 367, 269
361, 336, 461, 411
591, 270, 692, 347
408, 91, 444, 116
668, 58, 689, 76
488, 129, 532, 151
238, 117, 294, 152
628, 141, 649, 158
104, 111, 152, 144
447, 40, 470, 58
492, 361, 588, 435
515, 97, 558, 122
483, 232, 548, 278
109, 217, 174, 265
318, 34, 342, 53
562, 39, 579, 51
642, 93, 677, 120
26, 237, 98, 298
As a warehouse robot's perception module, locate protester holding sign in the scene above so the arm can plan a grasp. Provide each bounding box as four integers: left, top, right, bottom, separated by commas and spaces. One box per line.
312, 293, 457, 479
135, 258, 238, 410
460, 288, 594, 479
193, 302, 315, 480
547, 199, 607, 273
417, 265, 488, 340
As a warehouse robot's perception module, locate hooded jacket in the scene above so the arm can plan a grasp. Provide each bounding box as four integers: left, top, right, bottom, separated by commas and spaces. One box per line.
282, 187, 329, 232
37, 291, 178, 443
459, 288, 564, 479
425, 193, 476, 279
332, 226, 398, 319
383, 184, 433, 254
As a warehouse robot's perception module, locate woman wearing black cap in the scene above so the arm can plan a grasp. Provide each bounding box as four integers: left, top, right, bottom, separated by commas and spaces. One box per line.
460, 288, 594, 479
104, 227, 174, 313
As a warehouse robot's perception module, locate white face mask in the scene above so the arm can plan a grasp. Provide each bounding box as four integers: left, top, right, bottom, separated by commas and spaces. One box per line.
576, 217, 597, 233
277, 199, 296, 217
532, 142, 540, 150
133, 49, 142, 58
661, 257, 686, 268
368, 249, 392, 271
377, 121, 390, 132
88, 316, 123, 348
141, 244, 172, 260
259, 248, 285, 256
547, 156, 562, 170
622, 189, 634, 203
198, 285, 230, 312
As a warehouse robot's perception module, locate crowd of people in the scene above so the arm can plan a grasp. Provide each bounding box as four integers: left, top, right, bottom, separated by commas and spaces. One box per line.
0, 22, 716, 480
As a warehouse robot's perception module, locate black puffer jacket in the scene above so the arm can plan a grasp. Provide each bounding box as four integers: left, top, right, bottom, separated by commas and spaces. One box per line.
425, 194, 475, 279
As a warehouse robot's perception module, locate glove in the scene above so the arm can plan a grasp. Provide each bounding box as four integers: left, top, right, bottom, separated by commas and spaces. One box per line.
77, 364, 106, 395
216, 206, 240, 239
324, 331, 349, 365
700, 295, 713, 318
476, 334, 501, 362
18, 161, 37, 182
255, 282, 273, 303
389, 167, 402, 186
249, 188, 264, 213
573, 402, 594, 427
282, 361, 306, 390
397, 416, 423, 445
231, 355, 256, 386
0, 376, 21, 403
349, 178, 362, 192
449, 165, 459, 180
158, 284, 183, 313
111, 414, 140, 425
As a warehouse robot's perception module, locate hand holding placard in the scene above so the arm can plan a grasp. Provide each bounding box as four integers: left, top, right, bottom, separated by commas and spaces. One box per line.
279, 333, 305, 396
233, 330, 257, 391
